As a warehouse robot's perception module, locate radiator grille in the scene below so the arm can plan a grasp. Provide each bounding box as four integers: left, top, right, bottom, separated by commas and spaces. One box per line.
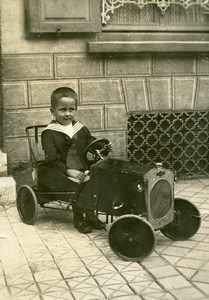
127, 111, 209, 178
150, 180, 172, 219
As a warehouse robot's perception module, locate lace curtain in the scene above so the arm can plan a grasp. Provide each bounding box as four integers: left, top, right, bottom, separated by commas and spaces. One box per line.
102, 0, 209, 31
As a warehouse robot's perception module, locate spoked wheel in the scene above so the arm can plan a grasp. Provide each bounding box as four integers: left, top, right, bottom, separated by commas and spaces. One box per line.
83, 138, 110, 166
160, 198, 201, 241
108, 215, 156, 261
16, 185, 38, 225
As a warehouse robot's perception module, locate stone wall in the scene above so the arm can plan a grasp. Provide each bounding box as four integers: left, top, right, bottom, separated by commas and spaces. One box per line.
1, 0, 209, 172
0, 5, 3, 149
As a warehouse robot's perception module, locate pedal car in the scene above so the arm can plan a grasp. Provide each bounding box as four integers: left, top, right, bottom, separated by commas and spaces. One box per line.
16, 125, 201, 261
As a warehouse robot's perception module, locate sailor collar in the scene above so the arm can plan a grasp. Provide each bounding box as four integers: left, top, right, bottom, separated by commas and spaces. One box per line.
44, 120, 84, 139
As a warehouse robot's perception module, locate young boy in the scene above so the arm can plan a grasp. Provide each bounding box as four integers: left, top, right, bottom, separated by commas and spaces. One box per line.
41, 87, 106, 234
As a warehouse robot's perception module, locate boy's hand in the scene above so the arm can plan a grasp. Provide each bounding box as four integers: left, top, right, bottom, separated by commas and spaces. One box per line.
107, 142, 113, 152
67, 169, 85, 181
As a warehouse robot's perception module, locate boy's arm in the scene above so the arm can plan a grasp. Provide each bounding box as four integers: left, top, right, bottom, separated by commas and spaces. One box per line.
41, 130, 68, 175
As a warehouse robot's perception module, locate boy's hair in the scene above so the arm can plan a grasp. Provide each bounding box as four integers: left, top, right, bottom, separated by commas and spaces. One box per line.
51, 87, 78, 109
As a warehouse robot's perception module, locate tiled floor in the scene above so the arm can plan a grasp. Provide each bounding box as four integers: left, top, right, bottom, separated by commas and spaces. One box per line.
1, 178, 209, 299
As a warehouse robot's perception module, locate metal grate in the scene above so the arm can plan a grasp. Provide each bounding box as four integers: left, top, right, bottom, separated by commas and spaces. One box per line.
127, 111, 209, 179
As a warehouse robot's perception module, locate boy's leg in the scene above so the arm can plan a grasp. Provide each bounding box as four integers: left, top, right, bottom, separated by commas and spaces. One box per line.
38, 165, 78, 193
38, 166, 92, 233
74, 181, 105, 230
72, 207, 92, 233
74, 180, 105, 230
85, 211, 106, 230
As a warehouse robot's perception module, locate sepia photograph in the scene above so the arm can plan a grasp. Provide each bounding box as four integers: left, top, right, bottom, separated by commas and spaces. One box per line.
0, 0, 209, 299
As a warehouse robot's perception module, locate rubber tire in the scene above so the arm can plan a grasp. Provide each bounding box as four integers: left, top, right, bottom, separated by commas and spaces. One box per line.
108, 214, 156, 262
160, 198, 201, 241
17, 185, 38, 225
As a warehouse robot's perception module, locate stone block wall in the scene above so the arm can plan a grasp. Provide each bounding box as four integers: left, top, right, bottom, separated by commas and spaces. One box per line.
2, 53, 128, 167
2, 52, 209, 169
1, 1, 209, 174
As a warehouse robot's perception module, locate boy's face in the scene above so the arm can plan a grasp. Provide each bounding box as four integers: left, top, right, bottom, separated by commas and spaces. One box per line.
51, 97, 77, 126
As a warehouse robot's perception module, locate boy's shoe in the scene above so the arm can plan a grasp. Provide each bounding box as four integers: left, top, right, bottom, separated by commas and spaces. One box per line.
85, 212, 106, 230
73, 212, 92, 234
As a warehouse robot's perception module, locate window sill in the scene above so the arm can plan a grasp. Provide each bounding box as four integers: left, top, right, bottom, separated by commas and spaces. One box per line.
87, 33, 209, 52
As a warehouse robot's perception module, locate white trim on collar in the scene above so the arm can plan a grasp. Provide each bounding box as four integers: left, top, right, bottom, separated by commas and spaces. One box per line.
44, 121, 84, 138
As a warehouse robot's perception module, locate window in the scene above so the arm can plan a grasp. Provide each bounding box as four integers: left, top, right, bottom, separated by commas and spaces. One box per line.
102, 0, 209, 31
101, 0, 209, 32
88, 0, 209, 52
25, 0, 209, 52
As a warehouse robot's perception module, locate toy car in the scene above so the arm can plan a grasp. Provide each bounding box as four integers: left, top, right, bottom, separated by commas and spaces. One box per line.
16, 125, 201, 261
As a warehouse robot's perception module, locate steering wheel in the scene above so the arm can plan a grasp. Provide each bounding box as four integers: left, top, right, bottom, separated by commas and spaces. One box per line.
83, 138, 110, 166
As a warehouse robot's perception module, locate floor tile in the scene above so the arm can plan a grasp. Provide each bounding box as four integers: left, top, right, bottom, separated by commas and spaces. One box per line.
159, 275, 192, 290
66, 276, 98, 290
39, 291, 74, 300
94, 272, 126, 286
37, 279, 69, 293
148, 265, 180, 278
9, 283, 40, 298
130, 281, 162, 295
58, 264, 90, 278
33, 269, 63, 282
171, 286, 206, 300
72, 288, 105, 300
192, 270, 209, 284
121, 270, 154, 283
175, 257, 205, 269
143, 293, 175, 300
194, 282, 209, 296
101, 283, 135, 298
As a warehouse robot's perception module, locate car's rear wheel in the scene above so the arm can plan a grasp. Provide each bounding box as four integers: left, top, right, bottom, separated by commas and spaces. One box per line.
17, 185, 38, 225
